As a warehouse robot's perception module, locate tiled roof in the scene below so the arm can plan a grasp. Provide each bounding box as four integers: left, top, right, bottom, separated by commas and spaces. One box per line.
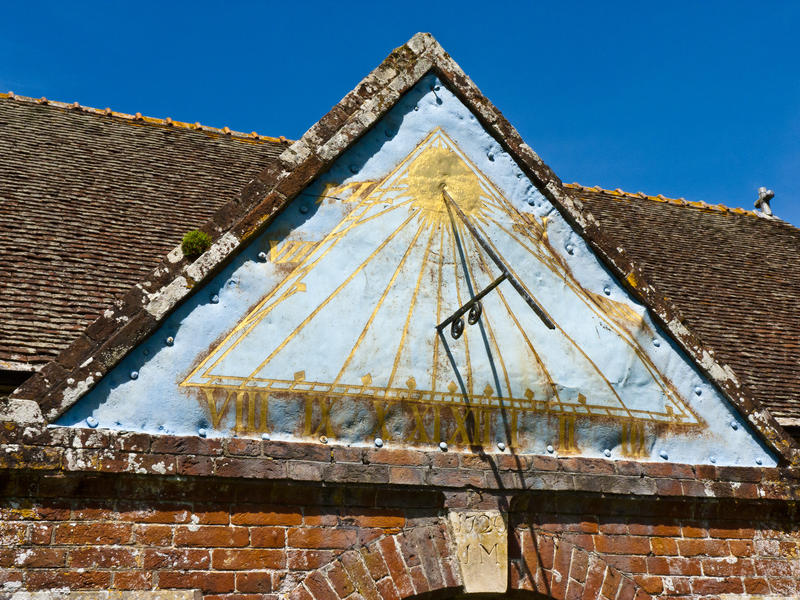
0, 93, 288, 370
568, 184, 800, 421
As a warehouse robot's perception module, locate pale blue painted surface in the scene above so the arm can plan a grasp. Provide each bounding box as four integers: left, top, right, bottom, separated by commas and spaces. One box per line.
57, 74, 776, 467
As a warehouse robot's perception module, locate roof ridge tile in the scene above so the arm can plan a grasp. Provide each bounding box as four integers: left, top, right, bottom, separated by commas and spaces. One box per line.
0, 91, 293, 146
564, 182, 762, 217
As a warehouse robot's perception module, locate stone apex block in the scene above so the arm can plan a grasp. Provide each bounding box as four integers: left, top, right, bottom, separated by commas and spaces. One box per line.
447, 509, 508, 594
11, 592, 201, 600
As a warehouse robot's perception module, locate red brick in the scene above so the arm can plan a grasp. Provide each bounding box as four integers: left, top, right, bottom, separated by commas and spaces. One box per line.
8, 547, 66, 567
236, 571, 274, 593
177, 455, 214, 476
289, 584, 314, 600
117, 502, 190, 523
341, 551, 382, 600
755, 558, 793, 577
304, 571, 338, 600
26, 570, 111, 590
617, 577, 637, 600
601, 567, 622, 599
251, 526, 285, 547
681, 525, 707, 538
289, 527, 357, 549
678, 538, 729, 557
133, 523, 173, 545
729, 540, 754, 556
634, 575, 663, 595
232, 505, 302, 526
598, 522, 628, 534
288, 549, 335, 570
360, 545, 389, 580
327, 560, 356, 597
378, 536, 416, 598
594, 535, 651, 555
702, 557, 754, 576
365, 448, 427, 466
376, 577, 401, 600
691, 576, 744, 595
54, 522, 131, 544
389, 466, 425, 486
655, 478, 683, 496
113, 571, 152, 590
70, 547, 137, 568
142, 548, 210, 569
346, 509, 405, 529
407, 527, 445, 590
409, 564, 429, 595
646, 556, 701, 576
709, 525, 756, 538
564, 578, 583, 600
650, 537, 678, 556
158, 571, 235, 594
603, 554, 647, 574
175, 525, 249, 547
304, 508, 339, 526
29, 523, 54, 545
213, 548, 286, 570
568, 548, 589, 583
743, 577, 770, 595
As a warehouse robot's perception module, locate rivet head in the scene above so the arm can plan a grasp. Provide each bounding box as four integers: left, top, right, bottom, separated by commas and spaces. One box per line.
487, 152, 495, 162
349, 165, 358, 174
198, 428, 207, 438
320, 435, 328, 444
431, 84, 441, 91
86, 416, 98, 428
755, 457, 763, 465
694, 386, 702, 396
130, 371, 139, 380
731, 421, 739, 430
517, 173, 523, 179
228, 279, 238, 288
385, 128, 394, 138
414, 105, 419, 111
439, 441, 448, 451
653, 338, 661, 348
659, 450, 668, 460
497, 442, 506, 451
566, 244, 574, 255
211, 295, 220, 304
603, 286, 611, 296
258, 251, 268, 261
603, 449, 611, 457
299, 205, 309, 214
374, 437, 384, 448
166, 336, 174, 346
546, 444, 554, 454
709, 455, 716, 463
261, 433, 270, 440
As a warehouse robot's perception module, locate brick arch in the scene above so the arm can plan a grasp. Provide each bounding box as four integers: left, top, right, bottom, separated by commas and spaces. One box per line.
286, 523, 653, 600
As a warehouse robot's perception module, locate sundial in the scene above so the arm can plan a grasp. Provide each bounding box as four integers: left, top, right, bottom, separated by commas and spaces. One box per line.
57, 74, 774, 466
181, 129, 697, 437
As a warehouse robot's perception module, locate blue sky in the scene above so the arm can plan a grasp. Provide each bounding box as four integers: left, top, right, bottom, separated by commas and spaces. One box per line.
3, 2, 799, 225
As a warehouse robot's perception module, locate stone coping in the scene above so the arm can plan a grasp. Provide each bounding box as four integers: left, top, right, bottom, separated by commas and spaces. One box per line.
9, 593, 200, 600
1, 423, 798, 502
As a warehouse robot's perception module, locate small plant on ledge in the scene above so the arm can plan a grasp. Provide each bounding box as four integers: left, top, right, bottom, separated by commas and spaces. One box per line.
181, 230, 212, 260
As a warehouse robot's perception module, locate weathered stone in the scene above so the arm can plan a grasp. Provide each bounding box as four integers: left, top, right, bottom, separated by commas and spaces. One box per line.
447, 510, 508, 594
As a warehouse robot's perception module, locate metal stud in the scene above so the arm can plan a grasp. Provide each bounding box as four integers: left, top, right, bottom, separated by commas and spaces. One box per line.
130, 371, 139, 380
603, 449, 611, 458
653, 339, 661, 348
261, 433, 270, 440
487, 152, 495, 162
258, 251, 268, 261
320, 436, 328, 444
374, 437, 384, 448
349, 165, 358, 174
709, 455, 716, 463
86, 416, 98, 428
731, 421, 739, 431
755, 457, 763, 465
603, 286, 611, 296
439, 441, 448, 451
299, 205, 309, 214
211, 295, 220, 304
566, 244, 574, 255
198, 428, 207, 438
166, 336, 174, 346
659, 450, 668, 460
546, 444, 554, 454
694, 386, 702, 396
497, 442, 506, 451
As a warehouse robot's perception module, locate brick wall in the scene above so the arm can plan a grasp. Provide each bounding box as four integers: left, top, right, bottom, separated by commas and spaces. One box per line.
2, 425, 800, 600
2, 470, 800, 600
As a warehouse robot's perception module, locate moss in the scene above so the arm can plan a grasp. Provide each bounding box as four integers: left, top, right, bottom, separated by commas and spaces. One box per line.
181, 230, 212, 259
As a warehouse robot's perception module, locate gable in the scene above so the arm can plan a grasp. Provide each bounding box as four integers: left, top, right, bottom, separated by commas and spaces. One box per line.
56, 73, 775, 467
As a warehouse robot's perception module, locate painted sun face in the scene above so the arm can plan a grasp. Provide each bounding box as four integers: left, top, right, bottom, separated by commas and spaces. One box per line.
401, 145, 487, 227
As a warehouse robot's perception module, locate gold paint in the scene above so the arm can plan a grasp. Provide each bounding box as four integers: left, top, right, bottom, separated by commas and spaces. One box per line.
372, 400, 395, 440
403, 144, 486, 227
407, 404, 432, 443
622, 421, 646, 457
303, 397, 337, 438
202, 388, 233, 429
558, 414, 578, 452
